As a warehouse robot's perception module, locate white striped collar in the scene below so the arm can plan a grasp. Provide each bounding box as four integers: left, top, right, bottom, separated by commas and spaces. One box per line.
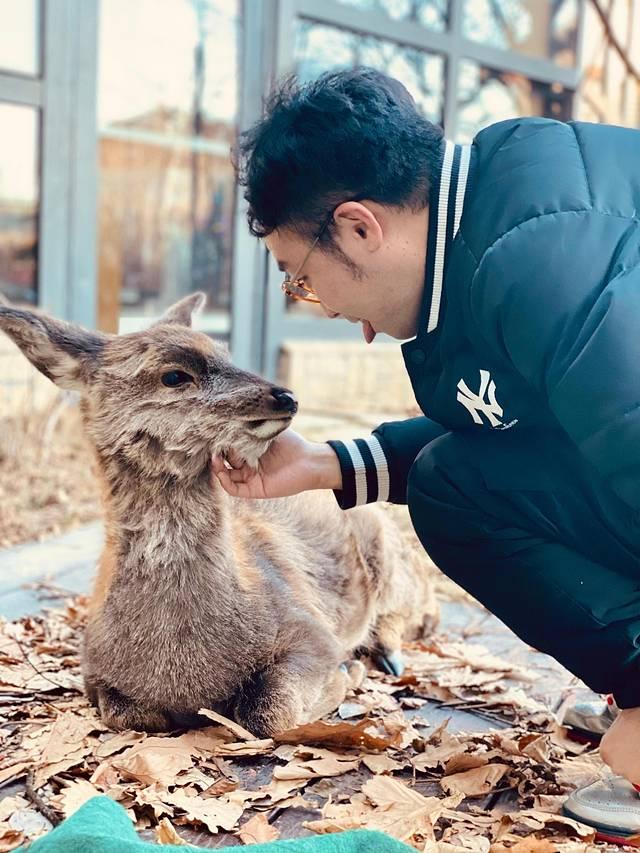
425, 140, 472, 334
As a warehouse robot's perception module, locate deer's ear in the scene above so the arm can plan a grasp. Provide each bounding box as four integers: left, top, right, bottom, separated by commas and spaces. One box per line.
158, 292, 206, 327
0, 305, 107, 391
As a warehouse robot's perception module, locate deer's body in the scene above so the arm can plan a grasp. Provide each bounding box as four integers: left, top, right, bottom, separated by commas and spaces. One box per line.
0, 293, 437, 736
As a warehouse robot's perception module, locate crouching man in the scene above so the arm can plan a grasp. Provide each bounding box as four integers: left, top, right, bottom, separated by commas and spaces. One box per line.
215, 68, 640, 843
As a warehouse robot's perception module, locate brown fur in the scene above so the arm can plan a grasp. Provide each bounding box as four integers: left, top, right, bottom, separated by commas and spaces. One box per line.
0, 293, 438, 737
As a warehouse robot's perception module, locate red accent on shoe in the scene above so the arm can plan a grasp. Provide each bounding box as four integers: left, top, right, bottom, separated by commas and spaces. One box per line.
596, 830, 640, 847
566, 728, 602, 746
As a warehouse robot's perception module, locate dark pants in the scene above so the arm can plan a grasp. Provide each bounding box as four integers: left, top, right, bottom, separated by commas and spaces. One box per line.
406, 421, 640, 708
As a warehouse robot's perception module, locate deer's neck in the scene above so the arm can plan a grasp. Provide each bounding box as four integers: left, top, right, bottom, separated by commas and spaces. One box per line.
97, 447, 236, 586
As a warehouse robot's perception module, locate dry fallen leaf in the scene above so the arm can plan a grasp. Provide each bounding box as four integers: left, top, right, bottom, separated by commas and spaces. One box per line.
237, 813, 280, 844
502, 809, 597, 842
33, 712, 102, 788
362, 753, 405, 774
198, 707, 256, 741
167, 789, 244, 834
441, 764, 510, 797
0, 826, 24, 853
50, 779, 102, 818
274, 718, 397, 751
490, 840, 557, 853
112, 736, 194, 786
0, 797, 29, 823
155, 817, 189, 846
95, 730, 146, 758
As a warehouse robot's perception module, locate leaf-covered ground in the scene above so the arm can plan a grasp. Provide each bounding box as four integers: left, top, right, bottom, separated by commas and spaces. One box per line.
0, 594, 614, 852
0, 399, 620, 850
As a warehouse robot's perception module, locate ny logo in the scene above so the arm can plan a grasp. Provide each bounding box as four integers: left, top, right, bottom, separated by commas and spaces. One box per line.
457, 370, 504, 427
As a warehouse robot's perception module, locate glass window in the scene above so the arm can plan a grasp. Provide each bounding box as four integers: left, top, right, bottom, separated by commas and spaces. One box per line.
462, 0, 578, 68
0, 0, 40, 76
97, 0, 240, 336
295, 20, 445, 124
0, 104, 39, 305
334, 0, 448, 32
456, 59, 573, 142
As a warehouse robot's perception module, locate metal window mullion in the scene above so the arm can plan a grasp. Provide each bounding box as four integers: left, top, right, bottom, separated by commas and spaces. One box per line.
230, 0, 279, 372
0, 72, 42, 106
295, 0, 452, 55
459, 40, 580, 88
294, 0, 580, 89
572, 0, 587, 120
39, 0, 74, 318
65, 0, 99, 327
443, 0, 463, 136
39, 0, 99, 324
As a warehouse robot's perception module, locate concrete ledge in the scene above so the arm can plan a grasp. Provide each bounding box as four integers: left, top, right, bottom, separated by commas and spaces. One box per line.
0, 522, 103, 619
279, 340, 416, 414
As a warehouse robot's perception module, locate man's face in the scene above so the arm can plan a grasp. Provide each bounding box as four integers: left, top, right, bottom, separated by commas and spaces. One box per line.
265, 227, 380, 344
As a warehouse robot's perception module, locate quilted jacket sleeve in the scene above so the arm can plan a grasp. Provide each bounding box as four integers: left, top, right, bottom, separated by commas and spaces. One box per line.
471, 210, 640, 515
327, 416, 446, 509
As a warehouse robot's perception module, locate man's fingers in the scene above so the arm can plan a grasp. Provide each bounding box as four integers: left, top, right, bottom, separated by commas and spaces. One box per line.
211, 454, 227, 475
225, 448, 246, 469
213, 467, 241, 497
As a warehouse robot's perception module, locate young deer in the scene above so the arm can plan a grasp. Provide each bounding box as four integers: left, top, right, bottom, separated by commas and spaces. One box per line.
0, 294, 437, 736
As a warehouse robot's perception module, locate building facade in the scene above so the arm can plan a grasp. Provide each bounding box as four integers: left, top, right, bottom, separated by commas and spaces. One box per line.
0, 0, 638, 390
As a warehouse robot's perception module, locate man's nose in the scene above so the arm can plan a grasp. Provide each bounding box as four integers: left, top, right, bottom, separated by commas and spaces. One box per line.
322, 306, 339, 319
270, 387, 298, 415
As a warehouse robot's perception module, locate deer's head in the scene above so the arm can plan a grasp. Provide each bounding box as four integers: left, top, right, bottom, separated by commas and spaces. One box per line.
0, 293, 297, 476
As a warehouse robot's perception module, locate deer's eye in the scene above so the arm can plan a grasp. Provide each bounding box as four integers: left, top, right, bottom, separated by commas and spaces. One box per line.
161, 370, 194, 388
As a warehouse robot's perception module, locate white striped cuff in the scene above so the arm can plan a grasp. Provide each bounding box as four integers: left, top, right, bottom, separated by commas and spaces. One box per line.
326, 435, 391, 510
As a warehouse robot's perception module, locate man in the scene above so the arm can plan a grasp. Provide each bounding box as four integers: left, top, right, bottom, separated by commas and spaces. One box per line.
214, 68, 640, 842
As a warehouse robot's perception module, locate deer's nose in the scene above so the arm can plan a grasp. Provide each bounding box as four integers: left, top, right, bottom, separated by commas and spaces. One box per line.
270, 387, 298, 415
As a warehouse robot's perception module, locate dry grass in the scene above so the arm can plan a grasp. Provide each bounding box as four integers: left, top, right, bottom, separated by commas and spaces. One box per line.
0, 397, 101, 548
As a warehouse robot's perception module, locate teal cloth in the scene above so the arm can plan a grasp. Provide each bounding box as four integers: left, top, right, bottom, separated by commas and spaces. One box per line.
21, 796, 414, 852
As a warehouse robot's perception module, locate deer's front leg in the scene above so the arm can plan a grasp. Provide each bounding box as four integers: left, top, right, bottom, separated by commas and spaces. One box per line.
233, 632, 363, 737
95, 684, 174, 732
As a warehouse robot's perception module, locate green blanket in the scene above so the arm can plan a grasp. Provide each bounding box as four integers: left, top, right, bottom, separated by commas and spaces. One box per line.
21, 796, 414, 852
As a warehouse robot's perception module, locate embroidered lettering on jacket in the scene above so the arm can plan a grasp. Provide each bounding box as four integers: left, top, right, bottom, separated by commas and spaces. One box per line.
457, 369, 506, 428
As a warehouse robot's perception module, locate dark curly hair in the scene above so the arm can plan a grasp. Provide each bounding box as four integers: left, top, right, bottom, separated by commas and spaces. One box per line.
234, 68, 444, 252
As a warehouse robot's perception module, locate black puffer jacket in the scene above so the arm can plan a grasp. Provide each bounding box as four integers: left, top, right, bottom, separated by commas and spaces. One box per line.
330, 118, 640, 516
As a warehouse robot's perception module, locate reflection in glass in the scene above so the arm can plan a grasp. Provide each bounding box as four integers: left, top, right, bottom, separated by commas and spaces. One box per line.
0, 105, 39, 304
0, 0, 39, 76
578, 0, 639, 127
456, 59, 573, 142
295, 21, 444, 124
462, 0, 578, 67
335, 0, 448, 32
98, 0, 239, 334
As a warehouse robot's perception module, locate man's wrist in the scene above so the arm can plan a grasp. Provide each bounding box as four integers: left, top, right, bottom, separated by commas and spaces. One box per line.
310, 442, 343, 491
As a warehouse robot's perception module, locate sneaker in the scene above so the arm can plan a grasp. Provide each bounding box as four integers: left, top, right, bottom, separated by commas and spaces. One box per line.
561, 694, 618, 744
563, 776, 640, 846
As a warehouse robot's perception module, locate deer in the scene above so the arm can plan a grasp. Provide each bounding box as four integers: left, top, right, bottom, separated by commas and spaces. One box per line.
0, 293, 438, 737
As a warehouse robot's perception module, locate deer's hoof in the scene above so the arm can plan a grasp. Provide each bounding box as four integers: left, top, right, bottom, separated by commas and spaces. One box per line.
339, 659, 366, 690
375, 650, 405, 677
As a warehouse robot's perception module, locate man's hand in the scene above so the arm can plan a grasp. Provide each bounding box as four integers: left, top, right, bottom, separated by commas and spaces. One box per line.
211, 429, 342, 499
600, 707, 640, 785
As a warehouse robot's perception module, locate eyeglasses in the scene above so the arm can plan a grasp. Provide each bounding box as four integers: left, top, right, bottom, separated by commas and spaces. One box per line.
280, 217, 332, 304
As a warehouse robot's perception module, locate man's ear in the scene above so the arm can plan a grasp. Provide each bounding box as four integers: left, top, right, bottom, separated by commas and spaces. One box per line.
157, 292, 207, 327
0, 305, 108, 391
